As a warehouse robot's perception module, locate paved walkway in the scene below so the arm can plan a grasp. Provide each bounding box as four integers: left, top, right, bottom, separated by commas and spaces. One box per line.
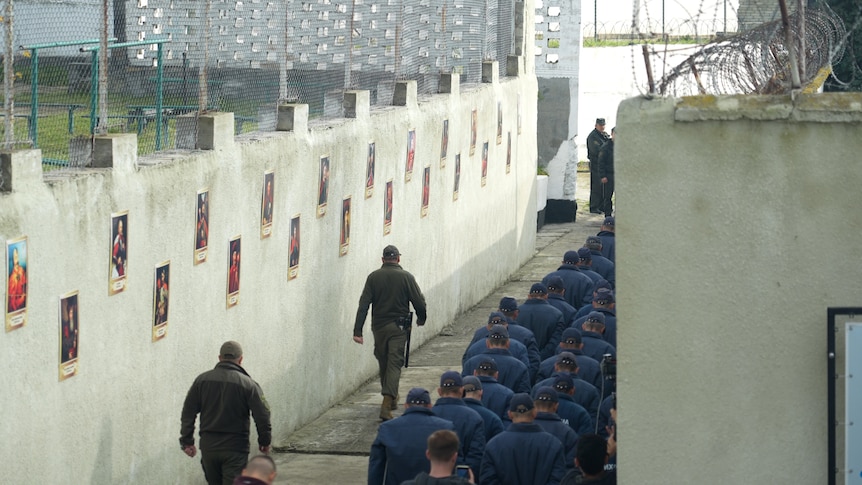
271, 178, 603, 483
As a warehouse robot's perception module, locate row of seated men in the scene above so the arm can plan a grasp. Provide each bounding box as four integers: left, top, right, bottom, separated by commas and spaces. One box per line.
368, 217, 618, 484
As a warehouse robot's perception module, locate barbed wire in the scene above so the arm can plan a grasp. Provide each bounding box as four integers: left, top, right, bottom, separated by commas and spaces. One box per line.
644, 6, 846, 96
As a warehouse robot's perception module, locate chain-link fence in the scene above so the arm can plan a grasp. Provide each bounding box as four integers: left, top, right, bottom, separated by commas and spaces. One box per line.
583, 18, 740, 42
2, 0, 514, 167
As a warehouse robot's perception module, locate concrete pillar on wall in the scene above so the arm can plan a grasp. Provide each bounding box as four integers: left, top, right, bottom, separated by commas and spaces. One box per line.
93, 134, 137, 171
507, 56, 525, 77
277, 104, 309, 133
393, 80, 417, 107
0, 149, 42, 193
439, 73, 461, 96
343, 91, 370, 119
197, 112, 235, 151
482, 61, 499, 83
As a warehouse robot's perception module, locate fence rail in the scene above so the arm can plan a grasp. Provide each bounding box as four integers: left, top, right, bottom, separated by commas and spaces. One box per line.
2, 0, 514, 167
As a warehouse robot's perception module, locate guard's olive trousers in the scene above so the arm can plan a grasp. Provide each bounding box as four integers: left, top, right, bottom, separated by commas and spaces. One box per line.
372, 322, 406, 398
200, 450, 247, 485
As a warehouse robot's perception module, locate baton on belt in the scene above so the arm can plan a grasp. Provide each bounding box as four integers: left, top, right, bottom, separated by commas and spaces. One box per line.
400, 312, 414, 368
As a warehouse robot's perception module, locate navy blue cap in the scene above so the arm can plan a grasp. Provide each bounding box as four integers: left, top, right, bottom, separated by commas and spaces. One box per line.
595, 279, 612, 291
585, 236, 602, 250
562, 328, 582, 344
586, 311, 606, 324
577, 247, 592, 261
406, 387, 431, 405
487, 312, 507, 325
546, 276, 565, 290
440, 371, 463, 388
477, 359, 498, 372
463, 376, 483, 392
499, 297, 519, 312
529, 283, 548, 295
563, 250, 579, 264
556, 351, 578, 368
554, 373, 575, 391
488, 324, 509, 340
602, 216, 615, 227
535, 386, 559, 403
593, 288, 614, 304
509, 393, 535, 413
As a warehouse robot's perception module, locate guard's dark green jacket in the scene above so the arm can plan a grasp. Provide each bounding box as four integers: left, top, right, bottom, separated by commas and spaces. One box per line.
353, 262, 427, 336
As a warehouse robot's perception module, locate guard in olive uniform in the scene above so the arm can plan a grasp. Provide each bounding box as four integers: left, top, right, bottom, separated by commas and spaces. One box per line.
353, 245, 427, 420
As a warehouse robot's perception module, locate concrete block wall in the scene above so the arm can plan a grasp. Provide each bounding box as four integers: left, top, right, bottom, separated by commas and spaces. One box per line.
616, 93, 862, 484
0, 66, 538, 483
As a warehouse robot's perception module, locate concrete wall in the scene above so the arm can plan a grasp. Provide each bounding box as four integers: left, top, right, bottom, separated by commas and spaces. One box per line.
0, 67, 538, 482
616, 93, 862, 484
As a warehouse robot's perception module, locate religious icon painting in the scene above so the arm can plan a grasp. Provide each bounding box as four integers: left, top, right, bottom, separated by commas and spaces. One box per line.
497, 102, 503, 145
421, 166, 430, 218
317, 156, 330, 218
470, 109, 477, 156
226, 235, 241, 308
194, 189, 209, 265
5, 236, 28, 332
481, 142, 489, 187
340, 197, 351, 257
506, 132, 512, 174
152, 261, 170, 342
405, 129, 416, 182
383, 179, 393, 235
260, 170, 275, 239
517, 94, 522, 135
109, 211, 129, 296
440, 119, 449, 168
453, 154, 461, 201
365, 142, 375, 199
59, 291, 79, 381
288, 215, 300, 280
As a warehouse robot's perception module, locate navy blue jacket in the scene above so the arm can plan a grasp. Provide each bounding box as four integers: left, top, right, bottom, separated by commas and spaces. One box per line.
432, 397, 486, 474
534, 412, 579, 469
369, 406, 456, 485
597, 393, 615, 440
574, 266, 603, 287
542, 265, 595, 309
480, 422, 566, 485
587, 250, 615, 288
471, 324, 541, 382
580, 330, 616, 363
477, 376, 514, 422
462, 349, 531, 394
462, 338, 532, 380
597, 230, 615, 263
572, 307, 617, 349
464, 397, 505, 443
516, 299, 566, 360
537, 347, 602, 390
556, 393, 594, 436
532, 373, 600, 428
547, 293, 577, 327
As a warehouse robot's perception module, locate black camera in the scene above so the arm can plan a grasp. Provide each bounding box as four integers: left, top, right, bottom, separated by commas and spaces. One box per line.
601, 354, 617, 380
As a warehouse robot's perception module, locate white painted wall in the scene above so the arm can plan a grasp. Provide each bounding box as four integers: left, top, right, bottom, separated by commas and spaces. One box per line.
0, 71, 538, 483
616, 93, 862, 483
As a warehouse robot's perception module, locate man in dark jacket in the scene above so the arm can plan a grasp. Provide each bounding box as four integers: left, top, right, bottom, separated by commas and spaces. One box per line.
401, 430, 474, 485
369, 388, 457, 485
597, 127, 615, 217
572, 290, 617, 349
463, 312, 534, 380
538, 328, 602, 391
480, 393, 566, 485
542, 252, 595, 309
462, 325, 531, 393
547, 275, 577, 328
586, 118, 610, 214
433, 371, 487, 476
463, 376, 505, 442
579, 313, 617, 363
517, 283, 566, 360
533, 387, 579, 469
596, 216, 615, 263
353, 245, 428, 420
474, 359, 515, 422
574, 248, 603, 287
180, 341, 272, 485
532, 352, 601, 427
584, 237, 615, 289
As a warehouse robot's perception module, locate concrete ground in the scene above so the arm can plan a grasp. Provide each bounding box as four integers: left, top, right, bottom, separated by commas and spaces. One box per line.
271, 172, 601, 483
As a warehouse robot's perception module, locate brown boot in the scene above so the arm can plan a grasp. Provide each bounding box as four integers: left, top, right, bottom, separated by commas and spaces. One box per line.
380, 395, 394, 421
391, 394, 399, 410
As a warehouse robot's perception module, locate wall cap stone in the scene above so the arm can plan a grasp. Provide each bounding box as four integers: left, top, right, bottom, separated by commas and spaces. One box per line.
674, 93, 862, 123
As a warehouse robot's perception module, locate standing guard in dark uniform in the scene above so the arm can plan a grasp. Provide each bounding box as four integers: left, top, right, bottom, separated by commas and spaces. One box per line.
586, 118, 611, 214
353, 245, 427, 421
